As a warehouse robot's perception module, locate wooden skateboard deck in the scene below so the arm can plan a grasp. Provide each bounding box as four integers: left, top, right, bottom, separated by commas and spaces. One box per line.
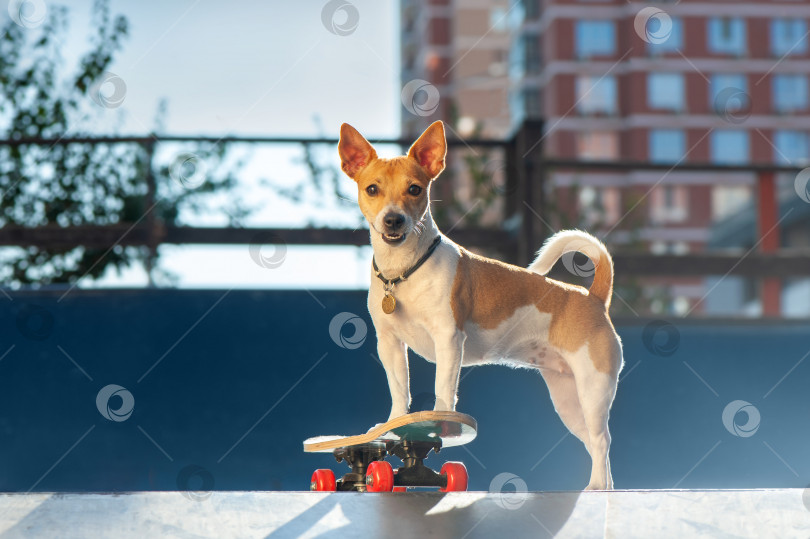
305, 411, 477, 492
304, 411, 477, 453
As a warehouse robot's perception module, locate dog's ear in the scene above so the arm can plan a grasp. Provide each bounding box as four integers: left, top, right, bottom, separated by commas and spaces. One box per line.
408, 121, 447, 180
339, 123, 377, 180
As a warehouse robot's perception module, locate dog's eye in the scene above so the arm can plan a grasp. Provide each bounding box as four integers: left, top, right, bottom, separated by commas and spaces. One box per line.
408, 185, 422, 196
366, 185, 378, 196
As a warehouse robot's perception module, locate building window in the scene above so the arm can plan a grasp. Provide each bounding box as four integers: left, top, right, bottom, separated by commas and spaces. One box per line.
491, 6, 509, 32
509, 35, 526, 79
576, 76, 617, 115
511, 87, 541, 122
510, 0, 539, 27
710, 73, 747, 110
710, 130, 749, 164
525, 34, 541, 75
524, 88, 541, 117
647, 17, 683, 54
510, 33, 540, 78
577, 131, 618, 160
771, 19, 809, 56
773, 130, 810, 165
648, 73, 685, 111
649, 129, 686, 163
575, 20, 616, 59
650, 185, 688, 224
773, 74, 808, 112
490, 48, 509, 77
707, 17, 747, 56
579, 186, 620, 226
712, 186, 751, 221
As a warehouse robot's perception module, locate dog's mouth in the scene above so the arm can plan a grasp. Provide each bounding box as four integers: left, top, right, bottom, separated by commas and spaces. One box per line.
382, 232, 407, 244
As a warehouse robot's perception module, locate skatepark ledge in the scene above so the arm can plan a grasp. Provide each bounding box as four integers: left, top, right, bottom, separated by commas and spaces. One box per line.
1, 489, 808, 538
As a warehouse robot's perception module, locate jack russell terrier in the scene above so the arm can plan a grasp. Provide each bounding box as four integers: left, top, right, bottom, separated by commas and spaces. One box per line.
338, 120, 623, 490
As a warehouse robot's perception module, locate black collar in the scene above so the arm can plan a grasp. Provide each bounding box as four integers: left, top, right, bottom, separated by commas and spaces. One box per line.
372, 236, 442, 286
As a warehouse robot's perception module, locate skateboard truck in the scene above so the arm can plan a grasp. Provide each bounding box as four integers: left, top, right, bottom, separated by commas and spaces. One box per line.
388, 440, 445, 489
332, 443, 387, 492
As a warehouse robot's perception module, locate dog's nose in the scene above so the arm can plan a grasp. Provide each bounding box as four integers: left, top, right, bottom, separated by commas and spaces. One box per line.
383, 212, 405, 231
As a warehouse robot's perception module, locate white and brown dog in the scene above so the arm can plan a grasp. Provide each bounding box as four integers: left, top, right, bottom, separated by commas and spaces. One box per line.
338, 120, 623, 490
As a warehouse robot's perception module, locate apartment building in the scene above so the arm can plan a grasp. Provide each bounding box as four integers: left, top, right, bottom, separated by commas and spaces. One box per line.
401, 0, 810, 315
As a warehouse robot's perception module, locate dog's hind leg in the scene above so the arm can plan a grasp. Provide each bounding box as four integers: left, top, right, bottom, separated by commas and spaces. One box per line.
570, 356, 618, 491
539, 370, 590, 452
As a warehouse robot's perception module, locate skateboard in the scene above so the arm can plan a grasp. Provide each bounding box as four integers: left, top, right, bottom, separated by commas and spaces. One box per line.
304, 411, 477, 492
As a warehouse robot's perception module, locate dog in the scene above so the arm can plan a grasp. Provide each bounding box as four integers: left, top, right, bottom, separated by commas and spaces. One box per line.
338, 120, 623, 490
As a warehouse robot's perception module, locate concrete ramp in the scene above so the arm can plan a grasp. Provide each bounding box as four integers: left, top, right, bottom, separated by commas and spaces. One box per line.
1, 490, 808, 538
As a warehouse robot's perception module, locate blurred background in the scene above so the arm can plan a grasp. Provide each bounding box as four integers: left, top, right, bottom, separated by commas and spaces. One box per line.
1, 0, 809, 495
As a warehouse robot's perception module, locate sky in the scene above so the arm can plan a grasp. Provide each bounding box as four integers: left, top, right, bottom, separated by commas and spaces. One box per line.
4, 0, 403, 288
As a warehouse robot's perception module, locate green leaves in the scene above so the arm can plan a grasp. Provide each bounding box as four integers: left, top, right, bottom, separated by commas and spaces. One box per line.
0, 1, 247, 286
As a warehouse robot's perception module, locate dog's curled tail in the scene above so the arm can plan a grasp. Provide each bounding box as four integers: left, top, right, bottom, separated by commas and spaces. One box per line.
528, 230, 614, 309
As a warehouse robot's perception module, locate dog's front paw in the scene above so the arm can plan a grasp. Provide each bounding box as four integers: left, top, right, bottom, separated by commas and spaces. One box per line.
432, 396, 456, 412
367, 412, 409, 433
367, 422, 385, 433
387, 408, 409, 423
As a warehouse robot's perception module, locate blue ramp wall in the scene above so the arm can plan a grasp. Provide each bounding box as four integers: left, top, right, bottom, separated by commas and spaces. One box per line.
1, 289, 808, 492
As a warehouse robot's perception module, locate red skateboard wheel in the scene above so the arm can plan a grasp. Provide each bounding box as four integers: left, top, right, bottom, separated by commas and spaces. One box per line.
311, 469, 336, 492
365, 461, 394, 492
439, 462, 468, 492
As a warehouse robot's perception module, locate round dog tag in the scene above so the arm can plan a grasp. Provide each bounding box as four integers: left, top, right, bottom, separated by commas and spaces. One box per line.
382, 294, 396, 314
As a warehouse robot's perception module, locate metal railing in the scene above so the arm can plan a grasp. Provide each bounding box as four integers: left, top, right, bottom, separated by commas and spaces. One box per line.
1, 120, 809, 316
